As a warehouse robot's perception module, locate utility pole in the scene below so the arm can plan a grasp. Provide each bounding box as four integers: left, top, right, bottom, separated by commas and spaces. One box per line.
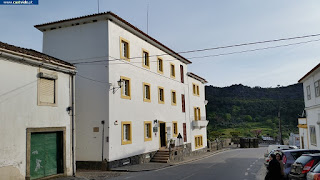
277, 85, 284, 145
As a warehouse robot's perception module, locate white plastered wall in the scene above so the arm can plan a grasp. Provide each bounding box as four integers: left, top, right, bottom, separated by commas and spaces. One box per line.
42, 21, 110, 161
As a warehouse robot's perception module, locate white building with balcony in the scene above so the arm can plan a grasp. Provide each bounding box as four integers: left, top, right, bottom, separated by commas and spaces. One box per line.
299, 63, 320, 150
35, 12, 208, 169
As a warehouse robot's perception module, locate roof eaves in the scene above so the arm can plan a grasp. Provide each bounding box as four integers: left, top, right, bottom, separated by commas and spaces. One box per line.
34, 11, 192, 65
298, 63, 320, 83
187, 72, 208, 84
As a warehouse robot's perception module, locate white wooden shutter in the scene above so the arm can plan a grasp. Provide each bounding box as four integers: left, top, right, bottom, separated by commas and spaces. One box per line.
39, 78, 55, 103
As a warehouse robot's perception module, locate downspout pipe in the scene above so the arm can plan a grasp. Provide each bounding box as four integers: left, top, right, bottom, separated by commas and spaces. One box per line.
71, 74, 76, 176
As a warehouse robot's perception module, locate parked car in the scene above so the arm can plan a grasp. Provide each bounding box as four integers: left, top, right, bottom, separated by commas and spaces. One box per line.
289, 154, 320, 179
268, 149, 320, 179
307, 162, 320, 180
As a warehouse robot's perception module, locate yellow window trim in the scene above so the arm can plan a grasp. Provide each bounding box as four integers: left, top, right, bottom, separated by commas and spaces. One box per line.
120, 37, 130, 61
157, 57, 164, 74
195, 135, 203, 149
158, 86, 165, 104
121, 121, 132, 145
143, 82, 151, 102
192, 83, 200, 96
121, 76, 131, 100
171, 90, 177, 106
194, 106, 201, 120
170, 63, 175, 78
142, 49, 150, 69
172, 121, 178, 137
144, 121, 152, 142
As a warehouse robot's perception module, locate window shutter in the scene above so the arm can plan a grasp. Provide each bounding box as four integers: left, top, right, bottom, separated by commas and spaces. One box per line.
181, 94, 185, 112
183, 123, 187, 142
39, 78, 55, 103
180, 65, 184, 83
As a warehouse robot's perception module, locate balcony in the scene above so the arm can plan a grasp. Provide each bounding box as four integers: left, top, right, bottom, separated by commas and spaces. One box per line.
192, 116, 209, 128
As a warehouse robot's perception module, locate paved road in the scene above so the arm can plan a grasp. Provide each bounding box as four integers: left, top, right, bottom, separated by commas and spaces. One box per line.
110, 147, 267, 180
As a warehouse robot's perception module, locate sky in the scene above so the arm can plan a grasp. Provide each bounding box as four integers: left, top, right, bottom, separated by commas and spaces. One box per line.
1, 0, 320, 87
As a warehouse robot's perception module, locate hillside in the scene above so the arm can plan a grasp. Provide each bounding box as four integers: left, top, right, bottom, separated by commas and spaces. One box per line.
205, 83, 304, 140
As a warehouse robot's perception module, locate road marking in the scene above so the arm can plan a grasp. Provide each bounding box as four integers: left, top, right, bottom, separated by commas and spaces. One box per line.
247, 168, 250, 170
245, 172, 248, 176
255, 160, 258, 162
180, 173, 195, 180
124, 176, 133, 179
253, 162, 256, 164
250, 165, 252, 167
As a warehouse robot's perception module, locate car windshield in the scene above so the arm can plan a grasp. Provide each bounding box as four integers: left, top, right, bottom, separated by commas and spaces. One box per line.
312, 163, 320, 173
295, 156, 313, 166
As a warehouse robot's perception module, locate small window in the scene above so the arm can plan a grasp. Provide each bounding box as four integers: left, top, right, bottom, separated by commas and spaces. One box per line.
173, 121, 178, 137
158, 86, 165, 104
122, 121, 132, 145
180, 65, 184, 83
307, 85, 311, 100
142, 49, 150, 68
38, 71, 58, 106
157, 57, 163, 74
170, 63, 175, 78
121, 76, 131, 100
195, 135, 203, 149
171, 90, 177, 106
310, 125, 317, 146
143, 82, 151, 102
181, 94, 185, 112
144, 121, 152, 141
315, 81, 320, 97
193, 83, 200, 96
194, 107, 201, 120
120, 37, 130, 61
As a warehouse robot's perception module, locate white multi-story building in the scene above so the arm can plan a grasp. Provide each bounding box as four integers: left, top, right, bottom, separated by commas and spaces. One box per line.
0, 41, 76, 179
299, 63, 320, 149
35, 12, 208, 168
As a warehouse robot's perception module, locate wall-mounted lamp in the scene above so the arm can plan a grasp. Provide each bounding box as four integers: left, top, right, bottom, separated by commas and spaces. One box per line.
111, 79, 125, 94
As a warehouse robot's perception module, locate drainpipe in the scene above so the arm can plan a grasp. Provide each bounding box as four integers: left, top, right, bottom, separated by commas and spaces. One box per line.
71, 74, 76, 176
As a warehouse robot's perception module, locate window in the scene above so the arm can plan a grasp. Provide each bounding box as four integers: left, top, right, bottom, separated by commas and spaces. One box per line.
38, 71, 58, 106
315, 80, 320, 97
170, 63, 175, 78
307, 85, 311, 100
192, 83, 200, 96
180, 65, 184, 83
194, 107, 201, 120
157, 57, 163, 74
310, 125, 317, 146
195, 135, 203, 149
121, 76, 131, 100
173, 121, 178, 137
143, 82, 151, 102
142, 49, 150, 68
181, 94, 185, 112
158, 86, 165, 104
122, 121, 132, 145
144, 121, 152, 141
171, 90, 177, 106
120, 37, 130, 61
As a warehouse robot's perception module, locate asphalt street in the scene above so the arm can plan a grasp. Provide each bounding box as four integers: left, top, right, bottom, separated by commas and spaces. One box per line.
110, 147, 267, 180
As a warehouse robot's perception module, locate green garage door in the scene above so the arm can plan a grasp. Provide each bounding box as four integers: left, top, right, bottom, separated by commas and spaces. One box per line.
30, 132, 63, 180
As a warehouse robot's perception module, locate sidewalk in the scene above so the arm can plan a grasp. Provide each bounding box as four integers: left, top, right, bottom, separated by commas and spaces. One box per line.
53, 147, 234, 180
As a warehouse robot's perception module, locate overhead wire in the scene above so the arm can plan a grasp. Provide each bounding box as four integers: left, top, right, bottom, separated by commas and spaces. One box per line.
72, 33, 320, 64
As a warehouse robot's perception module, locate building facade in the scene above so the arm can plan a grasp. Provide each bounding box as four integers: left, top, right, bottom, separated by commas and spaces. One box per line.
299, 63, 320, 150
35, 12, 208, 168
0, 42, 76, 179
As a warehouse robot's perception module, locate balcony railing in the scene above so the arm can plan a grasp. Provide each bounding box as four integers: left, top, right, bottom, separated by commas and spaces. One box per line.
192, 116, 209, 128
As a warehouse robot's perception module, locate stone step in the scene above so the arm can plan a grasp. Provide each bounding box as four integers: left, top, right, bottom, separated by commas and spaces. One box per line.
152, 156, 169, 160
153, 154, 169, 158
150, 159, 168, 163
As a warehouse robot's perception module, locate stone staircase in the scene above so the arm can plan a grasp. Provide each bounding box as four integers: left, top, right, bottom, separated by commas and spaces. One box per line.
150, 149, 170, 163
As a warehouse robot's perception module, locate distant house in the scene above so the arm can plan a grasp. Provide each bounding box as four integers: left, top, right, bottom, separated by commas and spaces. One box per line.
298, 63, 320, 149
298, 118, 308, 149
34, 12, 209, 169
0, 41, 76, 179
